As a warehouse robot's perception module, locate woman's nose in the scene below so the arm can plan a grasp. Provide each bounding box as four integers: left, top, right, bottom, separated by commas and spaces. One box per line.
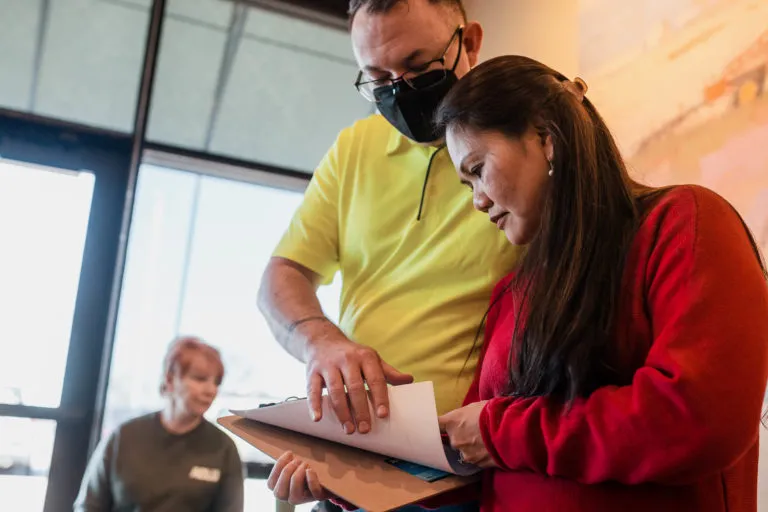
473, 189, 492, 212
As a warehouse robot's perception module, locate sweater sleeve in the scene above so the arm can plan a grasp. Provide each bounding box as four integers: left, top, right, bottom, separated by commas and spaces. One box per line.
73, 432, 116, 511
212, 439, 245, 512
479, 187, 768, 485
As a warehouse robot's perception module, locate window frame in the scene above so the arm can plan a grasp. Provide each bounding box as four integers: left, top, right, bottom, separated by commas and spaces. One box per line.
0, 108, 132, 511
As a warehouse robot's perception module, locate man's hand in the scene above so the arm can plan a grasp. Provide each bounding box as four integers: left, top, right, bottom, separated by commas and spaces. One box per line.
303, 326, 413, 434
438, 401, 498, 469
267, 452, 331, 505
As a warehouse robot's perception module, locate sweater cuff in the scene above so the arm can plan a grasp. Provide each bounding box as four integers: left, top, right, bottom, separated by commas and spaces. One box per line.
329, 497, 357, 511
479, 397, 510, 470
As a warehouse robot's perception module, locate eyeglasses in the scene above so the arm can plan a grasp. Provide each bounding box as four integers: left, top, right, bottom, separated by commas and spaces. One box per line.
354, 26, 464, 103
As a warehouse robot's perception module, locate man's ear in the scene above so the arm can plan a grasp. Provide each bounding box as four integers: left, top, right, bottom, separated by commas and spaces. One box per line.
463, 21, 483, 68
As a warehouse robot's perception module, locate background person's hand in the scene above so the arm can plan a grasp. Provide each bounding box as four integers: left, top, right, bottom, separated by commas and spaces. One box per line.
303, 327, 413, 434
438, 400, 498, 469
267, 452, 331, 505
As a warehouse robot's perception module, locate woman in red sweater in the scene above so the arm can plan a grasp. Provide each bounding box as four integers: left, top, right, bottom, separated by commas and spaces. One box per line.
432, 55, 768, 512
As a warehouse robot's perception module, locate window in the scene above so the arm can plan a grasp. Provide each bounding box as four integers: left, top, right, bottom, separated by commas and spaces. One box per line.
0, 160, 95, 408
0, 112, 130, 511
102, 157, 341, 467
0, 417, 56, 512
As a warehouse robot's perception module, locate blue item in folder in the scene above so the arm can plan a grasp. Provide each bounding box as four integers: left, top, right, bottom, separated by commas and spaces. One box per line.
384, 457, 452, 482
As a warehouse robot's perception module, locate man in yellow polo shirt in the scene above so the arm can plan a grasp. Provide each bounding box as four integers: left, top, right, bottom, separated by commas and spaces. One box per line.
258, 0, 519, 443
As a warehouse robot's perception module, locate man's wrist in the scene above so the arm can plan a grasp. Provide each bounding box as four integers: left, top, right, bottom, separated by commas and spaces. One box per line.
287, 315, 328, 334
298, 318, 345, 360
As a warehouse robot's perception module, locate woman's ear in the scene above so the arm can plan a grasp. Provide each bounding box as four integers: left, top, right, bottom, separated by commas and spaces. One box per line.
162, 372, 174, 395
543, 134, 554, 163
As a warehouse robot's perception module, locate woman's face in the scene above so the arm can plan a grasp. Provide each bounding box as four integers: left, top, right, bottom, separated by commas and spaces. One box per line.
165, 353, 220, 418
446, 125, 553, 245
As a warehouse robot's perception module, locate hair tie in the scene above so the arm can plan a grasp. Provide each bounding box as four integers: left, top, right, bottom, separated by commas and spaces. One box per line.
574, 77, 588, 93
561, 77, 588, 102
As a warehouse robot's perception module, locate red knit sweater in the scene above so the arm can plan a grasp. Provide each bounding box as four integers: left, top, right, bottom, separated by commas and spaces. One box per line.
463, 186, 768, 512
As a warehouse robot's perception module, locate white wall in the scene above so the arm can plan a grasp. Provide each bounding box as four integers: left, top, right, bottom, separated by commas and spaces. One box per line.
464, 0, 579, 78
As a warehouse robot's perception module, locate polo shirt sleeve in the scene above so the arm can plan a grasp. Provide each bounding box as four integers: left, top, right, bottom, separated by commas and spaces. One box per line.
272, 137, 342, 286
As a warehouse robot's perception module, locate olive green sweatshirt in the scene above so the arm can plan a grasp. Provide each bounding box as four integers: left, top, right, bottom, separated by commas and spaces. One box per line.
74, 412, 244, 512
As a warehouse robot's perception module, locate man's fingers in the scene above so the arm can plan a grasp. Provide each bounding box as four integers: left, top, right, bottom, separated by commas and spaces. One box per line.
306, 467, 330, 501
273, 458, 300, 501
360, 354, 390, 419
342, 366, 372, 434
288, 462, 311, 504
381, 361, 414, 385
306, 372, 324, 422
267, 452, 294, 490
325, 368, 355, 434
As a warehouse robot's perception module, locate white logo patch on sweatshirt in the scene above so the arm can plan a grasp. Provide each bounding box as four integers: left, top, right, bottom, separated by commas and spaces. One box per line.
189, 466, 221, 483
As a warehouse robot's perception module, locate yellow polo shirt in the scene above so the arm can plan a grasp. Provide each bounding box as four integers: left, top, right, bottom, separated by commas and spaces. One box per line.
274, 114, 521, 414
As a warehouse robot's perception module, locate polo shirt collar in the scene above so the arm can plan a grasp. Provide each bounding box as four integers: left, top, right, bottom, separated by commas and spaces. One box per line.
386, 127, 410, 155
385, 126, 445, 156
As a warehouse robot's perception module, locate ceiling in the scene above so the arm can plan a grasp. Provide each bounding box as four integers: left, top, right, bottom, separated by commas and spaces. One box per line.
283, 0, 350, 20
231, 0, 351, 29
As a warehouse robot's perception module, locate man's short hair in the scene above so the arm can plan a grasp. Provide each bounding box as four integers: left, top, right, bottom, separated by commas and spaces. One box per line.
348, 0, 467, 25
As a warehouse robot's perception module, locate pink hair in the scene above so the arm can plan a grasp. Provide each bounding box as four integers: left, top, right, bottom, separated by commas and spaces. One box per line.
160, 336, 225, 394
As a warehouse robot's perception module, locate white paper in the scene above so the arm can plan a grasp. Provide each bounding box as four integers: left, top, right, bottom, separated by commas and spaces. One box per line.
231, 381, 480, 476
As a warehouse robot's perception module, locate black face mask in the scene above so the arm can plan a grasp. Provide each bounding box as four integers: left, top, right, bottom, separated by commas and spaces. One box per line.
374, 69, 458, 143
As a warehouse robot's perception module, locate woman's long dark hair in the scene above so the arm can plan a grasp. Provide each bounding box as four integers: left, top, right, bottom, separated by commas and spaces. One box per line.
436, 55, 768, 405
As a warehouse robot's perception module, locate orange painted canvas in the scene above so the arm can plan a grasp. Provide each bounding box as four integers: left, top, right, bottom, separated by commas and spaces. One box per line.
580, 0, 768, 258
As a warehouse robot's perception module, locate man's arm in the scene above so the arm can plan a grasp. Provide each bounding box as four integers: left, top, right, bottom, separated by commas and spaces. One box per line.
258, 256, 412, 433
259, 127, 412, 434
257, 256, 340, 363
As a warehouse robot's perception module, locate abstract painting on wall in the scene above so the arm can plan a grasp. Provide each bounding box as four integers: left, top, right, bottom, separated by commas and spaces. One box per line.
580, 0, 768, 257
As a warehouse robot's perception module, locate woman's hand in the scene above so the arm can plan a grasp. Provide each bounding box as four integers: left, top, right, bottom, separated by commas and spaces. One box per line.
438, 400, 498, 469
266, 452, 331, 505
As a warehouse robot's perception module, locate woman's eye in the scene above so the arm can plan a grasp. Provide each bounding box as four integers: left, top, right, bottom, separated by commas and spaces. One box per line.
470, 164, 484, 177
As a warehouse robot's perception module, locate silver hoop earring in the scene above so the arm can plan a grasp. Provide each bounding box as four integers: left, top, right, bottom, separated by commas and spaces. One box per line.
548, 160, 554, 177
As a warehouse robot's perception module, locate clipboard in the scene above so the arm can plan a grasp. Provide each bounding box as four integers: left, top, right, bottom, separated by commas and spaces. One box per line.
218, 416, 479, 511
217, 382, 481, 512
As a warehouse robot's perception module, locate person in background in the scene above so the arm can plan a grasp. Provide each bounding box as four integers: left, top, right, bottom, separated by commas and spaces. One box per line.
260, 1, 519, 509
74, 336, 244, 512
429, 55, 768, 512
